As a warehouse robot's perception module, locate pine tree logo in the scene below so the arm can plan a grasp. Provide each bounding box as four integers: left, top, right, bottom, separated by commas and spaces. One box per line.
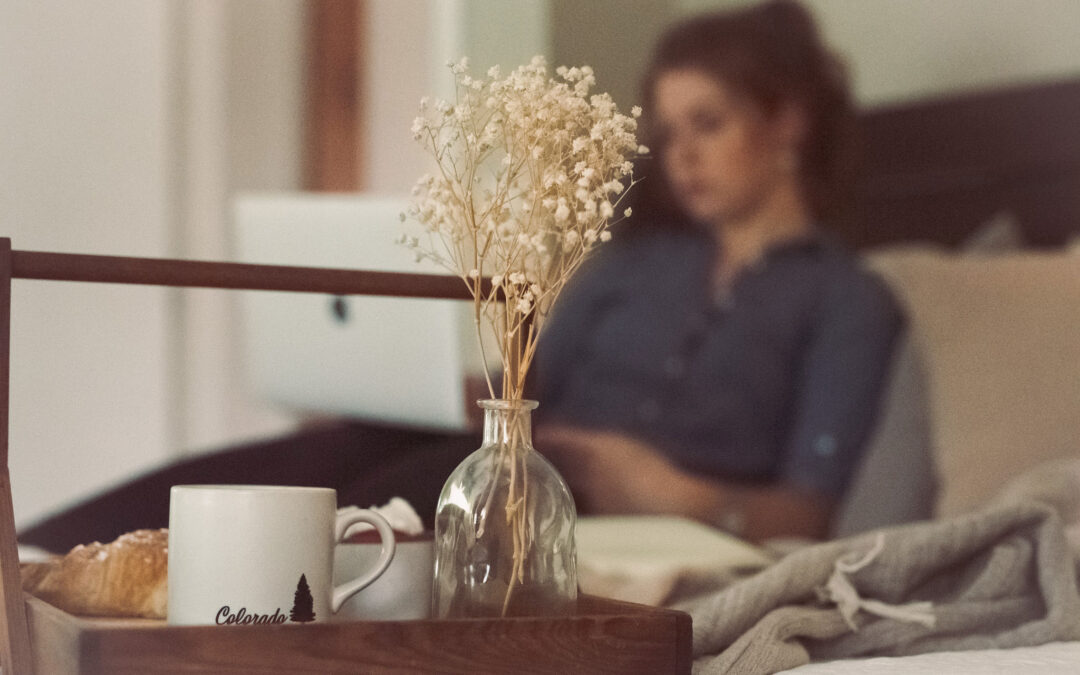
289, 574, 316, 623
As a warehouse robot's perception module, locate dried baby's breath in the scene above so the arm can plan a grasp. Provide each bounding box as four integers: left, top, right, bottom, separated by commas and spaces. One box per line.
403, 55, 644, 400
404, 57, 644, 617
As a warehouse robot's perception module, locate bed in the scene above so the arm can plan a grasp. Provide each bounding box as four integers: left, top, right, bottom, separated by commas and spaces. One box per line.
469, 76, 1080, 675
704, 77, 1080, 674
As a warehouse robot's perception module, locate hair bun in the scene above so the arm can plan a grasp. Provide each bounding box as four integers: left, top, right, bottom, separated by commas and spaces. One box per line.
760, 0, 817, 40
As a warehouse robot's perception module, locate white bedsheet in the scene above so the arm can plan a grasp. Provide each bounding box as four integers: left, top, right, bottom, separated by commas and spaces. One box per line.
782, 641, 1080, 674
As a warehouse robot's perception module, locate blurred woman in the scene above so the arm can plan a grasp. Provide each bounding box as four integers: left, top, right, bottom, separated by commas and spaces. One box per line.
533, 0, 903, 541
19, 0, 900, 554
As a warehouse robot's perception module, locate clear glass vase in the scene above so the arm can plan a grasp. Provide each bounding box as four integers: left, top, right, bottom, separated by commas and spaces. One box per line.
432, 399, 577, 618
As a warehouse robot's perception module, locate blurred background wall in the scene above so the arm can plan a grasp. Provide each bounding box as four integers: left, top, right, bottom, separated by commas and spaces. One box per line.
2, 0, 1078, 527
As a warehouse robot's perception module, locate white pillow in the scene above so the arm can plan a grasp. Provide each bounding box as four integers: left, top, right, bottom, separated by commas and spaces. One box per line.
872, 250, 1080, 517
835, 214, 1028, 535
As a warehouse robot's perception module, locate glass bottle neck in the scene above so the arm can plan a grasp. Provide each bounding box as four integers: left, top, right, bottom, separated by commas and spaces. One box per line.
480, 400, 535, 448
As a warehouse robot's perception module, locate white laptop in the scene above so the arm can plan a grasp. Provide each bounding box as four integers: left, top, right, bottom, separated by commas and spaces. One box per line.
233, 193, 491, 431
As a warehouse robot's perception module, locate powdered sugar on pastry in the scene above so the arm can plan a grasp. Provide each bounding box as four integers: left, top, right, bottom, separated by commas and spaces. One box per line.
21, 528, 168, 619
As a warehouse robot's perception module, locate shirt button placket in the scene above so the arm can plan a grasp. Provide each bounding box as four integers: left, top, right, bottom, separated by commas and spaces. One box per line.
663, 355, 686, 379
638, 398, 661, 423
813, 434, 838, 459
713, 290, 735, 312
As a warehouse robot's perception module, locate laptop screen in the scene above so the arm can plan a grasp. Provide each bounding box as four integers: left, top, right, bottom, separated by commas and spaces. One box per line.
232, 193, 489, 431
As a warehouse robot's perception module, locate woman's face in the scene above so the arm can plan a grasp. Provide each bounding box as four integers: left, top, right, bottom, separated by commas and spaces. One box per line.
652, 68, 795, 228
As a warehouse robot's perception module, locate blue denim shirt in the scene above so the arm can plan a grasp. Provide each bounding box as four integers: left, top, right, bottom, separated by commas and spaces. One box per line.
533, 225, 904, 499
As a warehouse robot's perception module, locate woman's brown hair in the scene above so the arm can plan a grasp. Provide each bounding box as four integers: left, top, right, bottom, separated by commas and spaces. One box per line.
638, 0, 856, 224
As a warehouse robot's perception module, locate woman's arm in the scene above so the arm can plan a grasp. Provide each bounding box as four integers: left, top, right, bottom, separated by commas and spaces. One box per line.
777, 267, 905, 501
537, 425, 835, 541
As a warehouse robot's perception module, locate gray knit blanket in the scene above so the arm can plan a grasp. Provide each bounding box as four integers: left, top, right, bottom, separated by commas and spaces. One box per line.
677, 499, 1080, 674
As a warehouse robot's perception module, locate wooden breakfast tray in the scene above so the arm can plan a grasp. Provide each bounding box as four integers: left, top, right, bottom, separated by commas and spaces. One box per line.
25, 593, 690, 674
0, 239, 692, 673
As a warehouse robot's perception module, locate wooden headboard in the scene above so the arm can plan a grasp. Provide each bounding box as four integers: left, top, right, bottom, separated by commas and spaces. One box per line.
838, 77, 1080, 249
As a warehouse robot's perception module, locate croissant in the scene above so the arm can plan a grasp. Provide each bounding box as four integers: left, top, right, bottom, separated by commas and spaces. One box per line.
20, 528, 168, 619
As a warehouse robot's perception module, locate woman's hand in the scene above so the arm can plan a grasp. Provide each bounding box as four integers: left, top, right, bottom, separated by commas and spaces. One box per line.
535, 423, 835, 542
536, 425, 721, 516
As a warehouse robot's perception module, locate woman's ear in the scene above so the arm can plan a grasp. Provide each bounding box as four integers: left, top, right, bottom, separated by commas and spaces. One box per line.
774, 101, 808, 150
768, 102, 808, 175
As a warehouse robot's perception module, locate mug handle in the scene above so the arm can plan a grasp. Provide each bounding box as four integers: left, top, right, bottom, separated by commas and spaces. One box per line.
330, 509, 397, 613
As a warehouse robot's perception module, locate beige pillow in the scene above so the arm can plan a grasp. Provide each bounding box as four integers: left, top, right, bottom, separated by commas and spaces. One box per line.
871, 250, 1080, 517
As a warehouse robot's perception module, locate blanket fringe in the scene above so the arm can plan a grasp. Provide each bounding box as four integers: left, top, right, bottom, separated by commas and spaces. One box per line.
822, 533, 937, 631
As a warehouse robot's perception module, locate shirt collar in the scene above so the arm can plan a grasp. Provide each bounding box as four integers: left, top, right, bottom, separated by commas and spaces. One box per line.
760, 228, 830, 260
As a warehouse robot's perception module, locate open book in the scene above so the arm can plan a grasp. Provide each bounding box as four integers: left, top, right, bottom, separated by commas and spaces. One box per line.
575, 515, 774, 606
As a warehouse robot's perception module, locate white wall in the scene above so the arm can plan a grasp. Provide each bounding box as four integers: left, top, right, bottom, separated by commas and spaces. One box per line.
805, 0, 1080, 106
363, 0, 434, 194
364, 0, 551, 193
173, 1, 305, 456
677, 0, 1080, 106
0, 0, 176, 526
551, 0, 674, 112
0, 0, 306, 528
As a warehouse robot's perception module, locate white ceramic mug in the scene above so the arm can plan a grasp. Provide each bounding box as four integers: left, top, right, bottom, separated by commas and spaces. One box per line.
168, 485, 395, 626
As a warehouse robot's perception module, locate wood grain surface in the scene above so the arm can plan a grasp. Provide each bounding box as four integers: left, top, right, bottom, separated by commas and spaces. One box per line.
26, 594, 690, 674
